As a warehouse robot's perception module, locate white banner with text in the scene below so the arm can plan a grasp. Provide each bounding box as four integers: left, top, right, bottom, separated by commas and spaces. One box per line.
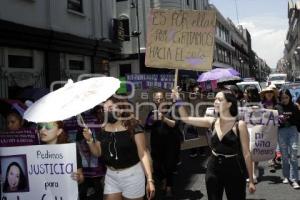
0, 143, 78, 200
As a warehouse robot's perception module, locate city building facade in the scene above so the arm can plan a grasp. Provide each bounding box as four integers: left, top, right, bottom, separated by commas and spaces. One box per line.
111, 0, 210, 79
211, 5, 250, 78
0, 0, 120, 98
284, 0, 300, 81
112, 0, 252, 81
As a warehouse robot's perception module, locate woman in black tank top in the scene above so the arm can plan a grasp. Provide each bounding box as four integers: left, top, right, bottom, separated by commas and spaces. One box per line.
173, 90, 256, 200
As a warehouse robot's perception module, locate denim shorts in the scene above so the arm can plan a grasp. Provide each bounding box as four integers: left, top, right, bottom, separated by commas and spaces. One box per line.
104, 162, 145, 198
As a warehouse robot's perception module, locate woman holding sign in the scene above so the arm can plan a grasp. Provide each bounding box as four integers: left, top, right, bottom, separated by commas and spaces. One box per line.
260, 85, 281, 173
276, 89, 300, 189
243, 86, 261, 183
37, 121, 85, 197
82, 96, 155, 200
172, 89, 255, 200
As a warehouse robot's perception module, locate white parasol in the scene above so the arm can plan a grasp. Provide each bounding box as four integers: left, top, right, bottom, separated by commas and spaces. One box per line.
24, 77, 120, 123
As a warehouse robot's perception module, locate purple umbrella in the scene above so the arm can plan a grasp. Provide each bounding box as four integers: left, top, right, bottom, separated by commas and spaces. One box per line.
197, 68, 240, 82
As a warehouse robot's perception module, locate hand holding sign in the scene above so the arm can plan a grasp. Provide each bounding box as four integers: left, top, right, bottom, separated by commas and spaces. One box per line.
171, 86, 181, 102
71, 169, 84, 184
82, 128, 93, 143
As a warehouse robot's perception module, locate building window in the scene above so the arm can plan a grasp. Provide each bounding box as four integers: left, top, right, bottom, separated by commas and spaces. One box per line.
187, 0, 190, 6
69, 60, 84, 70
119, 64, 132, 77
67, 0, 83, 13
8, 55, 33, 68
216, 22, 230, 43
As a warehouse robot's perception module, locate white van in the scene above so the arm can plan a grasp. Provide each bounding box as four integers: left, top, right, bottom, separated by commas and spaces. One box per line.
267, 73, 287, 88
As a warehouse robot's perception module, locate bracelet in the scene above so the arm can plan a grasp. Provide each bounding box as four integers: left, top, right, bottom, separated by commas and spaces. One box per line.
147, 178, 155, 183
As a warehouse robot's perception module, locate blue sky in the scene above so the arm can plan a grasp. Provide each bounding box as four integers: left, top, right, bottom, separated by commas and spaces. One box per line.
210, 0, 289, 68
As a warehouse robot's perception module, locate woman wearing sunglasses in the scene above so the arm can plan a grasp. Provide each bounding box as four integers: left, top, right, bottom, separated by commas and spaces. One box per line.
37, 121, 85, 197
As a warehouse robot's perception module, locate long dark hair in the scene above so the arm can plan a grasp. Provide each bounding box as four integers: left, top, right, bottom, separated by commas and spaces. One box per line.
222, 91, 238, 117
104, 96, 140, 137
3, 162, 27, 192
229, 85, 243, 100
55, 121, 68, 144
245, 86, 261, 103
279, 89, 293, 107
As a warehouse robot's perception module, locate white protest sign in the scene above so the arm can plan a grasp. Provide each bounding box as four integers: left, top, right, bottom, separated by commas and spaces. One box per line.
0, 143, 78, 200
240, 107, 278, 161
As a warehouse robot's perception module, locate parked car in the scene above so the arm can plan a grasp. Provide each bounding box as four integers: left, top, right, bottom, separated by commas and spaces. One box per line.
237, 81, 262, 92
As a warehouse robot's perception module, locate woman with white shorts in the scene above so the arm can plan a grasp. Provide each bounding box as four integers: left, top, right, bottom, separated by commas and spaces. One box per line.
83, 96, 155, 200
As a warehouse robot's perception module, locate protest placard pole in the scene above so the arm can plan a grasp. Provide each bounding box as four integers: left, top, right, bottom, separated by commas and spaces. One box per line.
174, 69, 179, 88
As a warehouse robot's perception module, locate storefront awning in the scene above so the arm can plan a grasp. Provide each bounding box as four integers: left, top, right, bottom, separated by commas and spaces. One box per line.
212, 62, 235, 69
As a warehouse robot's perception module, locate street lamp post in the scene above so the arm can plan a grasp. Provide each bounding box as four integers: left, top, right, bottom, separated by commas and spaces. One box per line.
239, 57, 244, 78
293, 50, 299, 82
294, 45, 300, 81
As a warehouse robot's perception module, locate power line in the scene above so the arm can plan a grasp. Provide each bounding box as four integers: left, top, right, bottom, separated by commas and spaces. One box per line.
234, 0, 240, 24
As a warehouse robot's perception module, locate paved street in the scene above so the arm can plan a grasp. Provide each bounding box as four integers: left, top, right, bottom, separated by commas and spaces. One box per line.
171, 149, 300, 200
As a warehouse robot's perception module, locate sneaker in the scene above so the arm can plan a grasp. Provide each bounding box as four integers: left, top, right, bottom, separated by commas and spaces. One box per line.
282, 178, 289, 184
189, 153, 198, 158
292, 181, 300, 189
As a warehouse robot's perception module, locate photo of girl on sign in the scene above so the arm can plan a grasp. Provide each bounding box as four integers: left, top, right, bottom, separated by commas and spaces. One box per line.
1, 155, 29, 193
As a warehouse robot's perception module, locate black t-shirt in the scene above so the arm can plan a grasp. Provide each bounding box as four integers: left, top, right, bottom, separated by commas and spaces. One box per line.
145, 110, 173, 135
96, 125, 143, 169
145, 105, 181, 135
276, 104, 300, 128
